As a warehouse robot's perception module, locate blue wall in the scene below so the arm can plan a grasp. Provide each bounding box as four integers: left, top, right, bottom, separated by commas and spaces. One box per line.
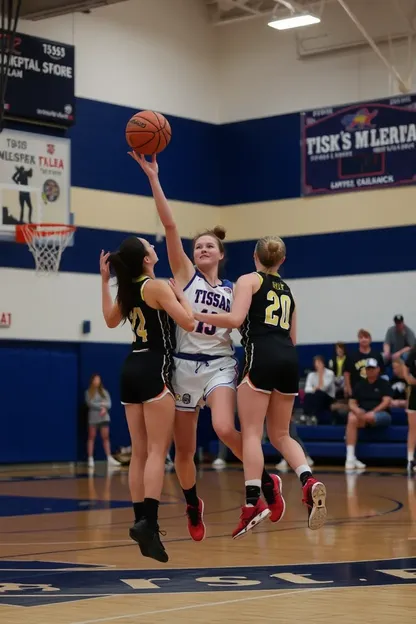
0, 337, 383, 464
1, 223, 416, 280
5, 97, 301, 206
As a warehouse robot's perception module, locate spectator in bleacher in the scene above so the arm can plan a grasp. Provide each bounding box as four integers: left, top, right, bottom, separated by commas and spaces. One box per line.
389, 359, 408, 408
329, 341, 350, 399
403, 346, 416, 473
85, 374, 121, 469
345, 358, 393, 470
383, 315, 415, 363
303, 356, 335, 422
344, 329, 384, 397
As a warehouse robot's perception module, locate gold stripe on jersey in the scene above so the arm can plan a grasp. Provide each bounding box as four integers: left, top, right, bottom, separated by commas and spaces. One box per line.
132, 275, 148, 283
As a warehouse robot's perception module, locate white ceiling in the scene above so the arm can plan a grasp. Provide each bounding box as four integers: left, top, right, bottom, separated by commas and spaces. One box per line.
205, 0, 416, 28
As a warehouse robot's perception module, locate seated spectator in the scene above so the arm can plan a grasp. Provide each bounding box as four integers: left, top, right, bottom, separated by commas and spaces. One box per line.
383, 314, 415, 363
303, 355, 335, 421
389, 359, 408, 408
345, 358, 392, 470
329, 341, 350, 399
344, 329, 384, 397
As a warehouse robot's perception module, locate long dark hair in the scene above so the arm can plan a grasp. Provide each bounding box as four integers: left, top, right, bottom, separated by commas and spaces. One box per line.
108, 237, 149, 320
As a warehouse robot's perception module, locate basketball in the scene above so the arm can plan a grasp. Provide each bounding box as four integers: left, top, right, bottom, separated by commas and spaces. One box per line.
125, 110, 172, 155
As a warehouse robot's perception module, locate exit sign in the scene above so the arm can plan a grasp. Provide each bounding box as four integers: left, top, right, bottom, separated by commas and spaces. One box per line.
0, 313, 11, 327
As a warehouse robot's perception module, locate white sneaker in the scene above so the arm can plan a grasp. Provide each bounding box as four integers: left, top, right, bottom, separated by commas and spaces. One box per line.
345, 458, 366, 470
87, 457, 94, 469
275, 459, 289, 471
212, 458, 226, 469
107, 456, 121, 467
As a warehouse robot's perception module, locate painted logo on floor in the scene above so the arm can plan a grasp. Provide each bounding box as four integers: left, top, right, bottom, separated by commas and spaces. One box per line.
0, 558, 415, 606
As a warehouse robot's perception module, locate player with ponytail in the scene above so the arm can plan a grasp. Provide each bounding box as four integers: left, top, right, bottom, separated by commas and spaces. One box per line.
195, 235, 328, 539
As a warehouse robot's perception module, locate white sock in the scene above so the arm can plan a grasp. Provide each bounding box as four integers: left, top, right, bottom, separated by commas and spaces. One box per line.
295, 464, 310, 478
346, 445, 355, 461
408, 451, 414, 462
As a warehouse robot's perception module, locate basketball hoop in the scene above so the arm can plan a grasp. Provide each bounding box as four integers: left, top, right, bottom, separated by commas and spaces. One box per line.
16, 223, 76, 275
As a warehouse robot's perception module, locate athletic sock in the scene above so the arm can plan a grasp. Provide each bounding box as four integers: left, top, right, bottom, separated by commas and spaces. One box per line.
133, 501, 145, 523
183, 484, 199, 507
144, 497, 159, 530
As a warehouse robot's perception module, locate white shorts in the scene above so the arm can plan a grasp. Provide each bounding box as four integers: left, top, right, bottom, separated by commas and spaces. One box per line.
173, 355, 238, 411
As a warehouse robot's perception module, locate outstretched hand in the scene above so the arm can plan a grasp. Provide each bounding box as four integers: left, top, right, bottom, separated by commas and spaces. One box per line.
100, 250, 110, 282
128, 151, 159, 178
168, 278, 184, 300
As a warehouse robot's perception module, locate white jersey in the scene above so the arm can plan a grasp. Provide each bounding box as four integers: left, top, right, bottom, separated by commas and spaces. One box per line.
175, 270, 234, 357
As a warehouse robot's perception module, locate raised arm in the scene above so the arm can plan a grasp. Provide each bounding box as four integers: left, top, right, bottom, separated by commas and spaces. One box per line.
194, 274, 257, 329
129, 152, 194, 284
100, 251, 123, 328
145, 279, 195, 332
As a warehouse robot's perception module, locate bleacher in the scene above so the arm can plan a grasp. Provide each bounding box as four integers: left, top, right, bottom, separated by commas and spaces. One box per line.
207, 346, 409, 465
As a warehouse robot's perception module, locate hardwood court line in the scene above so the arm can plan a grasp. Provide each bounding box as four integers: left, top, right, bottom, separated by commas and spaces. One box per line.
0, 540, 132, 546
0, 495, 403, 562
2, 553, 413, 573
69, 580, 416, 624
70, 588, 321, 624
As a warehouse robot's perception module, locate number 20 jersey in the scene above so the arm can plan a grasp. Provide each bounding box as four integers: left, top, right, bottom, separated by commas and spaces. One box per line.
240, 272, 295, 347
175, 271, 234, 357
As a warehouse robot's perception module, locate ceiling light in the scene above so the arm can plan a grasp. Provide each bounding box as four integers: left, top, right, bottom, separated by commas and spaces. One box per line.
268, 14, 320, 30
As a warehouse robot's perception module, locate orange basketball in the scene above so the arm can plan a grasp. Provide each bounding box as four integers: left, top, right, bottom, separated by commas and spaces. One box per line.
125, 110, 172, 155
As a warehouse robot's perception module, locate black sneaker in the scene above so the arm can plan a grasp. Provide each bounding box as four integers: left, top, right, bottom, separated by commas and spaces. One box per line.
129, 522, 150, 558
129, 518, 168, 563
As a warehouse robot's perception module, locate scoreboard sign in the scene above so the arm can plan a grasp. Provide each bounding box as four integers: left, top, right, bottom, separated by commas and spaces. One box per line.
301, 94, 416, 196
0, 31, 75, 128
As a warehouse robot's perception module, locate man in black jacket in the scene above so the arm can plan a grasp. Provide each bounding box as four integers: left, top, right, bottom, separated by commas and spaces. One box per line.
345, 358, 392, 470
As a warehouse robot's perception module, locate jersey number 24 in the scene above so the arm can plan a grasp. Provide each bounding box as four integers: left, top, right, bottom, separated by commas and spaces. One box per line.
130, 308, 148, 342
265, 291, 291, 329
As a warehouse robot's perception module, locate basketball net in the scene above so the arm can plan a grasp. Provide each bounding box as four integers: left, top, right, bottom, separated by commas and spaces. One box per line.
16, 223, 76, 275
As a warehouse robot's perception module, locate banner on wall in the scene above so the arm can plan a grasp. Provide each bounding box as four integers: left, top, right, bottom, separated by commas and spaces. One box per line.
0, 30, 75, 127
301, 94, 416, 196
0, 129, 70, 229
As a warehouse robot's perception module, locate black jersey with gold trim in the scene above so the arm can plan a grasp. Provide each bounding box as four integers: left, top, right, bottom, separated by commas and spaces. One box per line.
128, 276, 175, 353
240, 272, 295, 345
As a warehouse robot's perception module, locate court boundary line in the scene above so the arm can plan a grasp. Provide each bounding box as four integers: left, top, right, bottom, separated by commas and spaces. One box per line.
0, 495, 403, 561
69, 588, 321, 623
1, 553, 413, 573
68, 582, 416, 624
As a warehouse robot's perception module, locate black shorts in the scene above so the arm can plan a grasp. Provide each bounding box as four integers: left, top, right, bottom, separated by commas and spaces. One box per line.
239, 339, 299, 395
120, 350, 174, 405
409, 387, 416, 411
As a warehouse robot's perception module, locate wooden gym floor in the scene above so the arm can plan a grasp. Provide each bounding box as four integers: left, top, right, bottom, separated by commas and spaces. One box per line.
0, 463, 415, 623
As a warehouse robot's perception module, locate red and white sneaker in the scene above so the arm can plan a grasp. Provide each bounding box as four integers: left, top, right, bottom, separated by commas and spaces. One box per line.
232, 499, 271, 540
186, 498, 206, 541
302, 477, 327, 530
264, 474, 286, 523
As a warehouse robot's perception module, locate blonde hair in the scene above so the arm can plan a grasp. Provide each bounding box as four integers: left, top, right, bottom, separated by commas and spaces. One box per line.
255, 236, 286, 269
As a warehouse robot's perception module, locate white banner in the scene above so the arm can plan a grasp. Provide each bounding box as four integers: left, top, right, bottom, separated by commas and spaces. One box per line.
0, 129, 70, 228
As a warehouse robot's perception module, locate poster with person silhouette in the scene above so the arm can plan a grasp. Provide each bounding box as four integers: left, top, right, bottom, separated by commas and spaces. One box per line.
301, 94, 416, 196
0, 129, 70, 228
